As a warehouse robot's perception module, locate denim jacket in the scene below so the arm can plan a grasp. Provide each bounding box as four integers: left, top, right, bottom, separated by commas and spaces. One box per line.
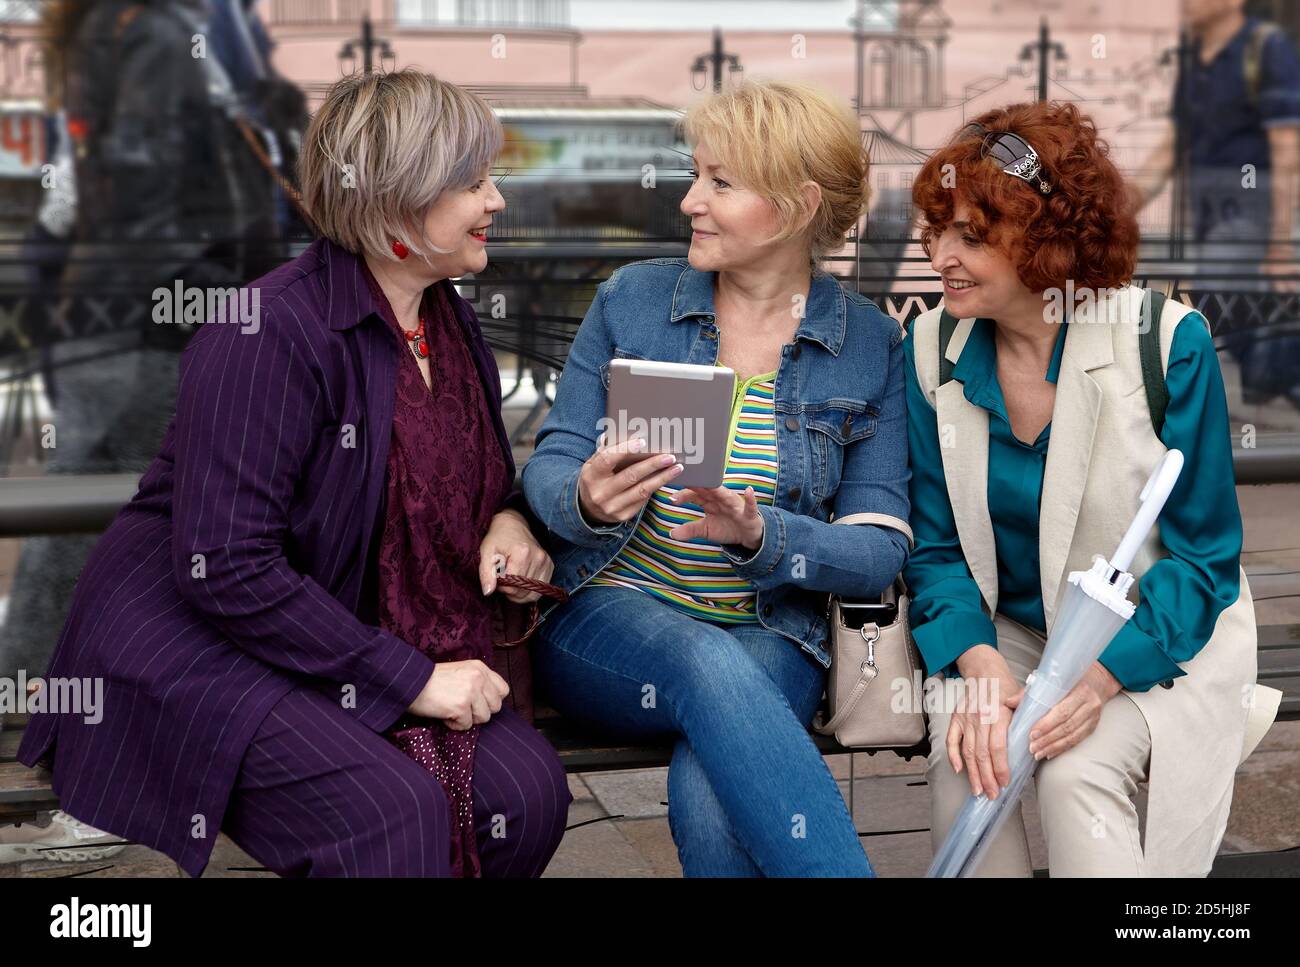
521, 257, 911, 668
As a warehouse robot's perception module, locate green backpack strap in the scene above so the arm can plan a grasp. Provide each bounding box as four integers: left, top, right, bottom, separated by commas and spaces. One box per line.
1140, 288, 1170, 438
938, 309, 960, 386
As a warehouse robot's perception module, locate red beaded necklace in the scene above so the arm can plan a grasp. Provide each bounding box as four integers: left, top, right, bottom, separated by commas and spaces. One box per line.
403, 310, 430, 359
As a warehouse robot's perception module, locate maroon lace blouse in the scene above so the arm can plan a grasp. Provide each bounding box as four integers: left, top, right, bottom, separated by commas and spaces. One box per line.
362, 266, 511, 877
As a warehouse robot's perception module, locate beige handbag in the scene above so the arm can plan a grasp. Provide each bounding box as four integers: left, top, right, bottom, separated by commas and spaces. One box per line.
812, 512, 926, 749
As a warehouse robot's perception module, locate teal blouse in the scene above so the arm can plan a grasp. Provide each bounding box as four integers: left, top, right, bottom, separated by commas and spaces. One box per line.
901, 312, 1244, 693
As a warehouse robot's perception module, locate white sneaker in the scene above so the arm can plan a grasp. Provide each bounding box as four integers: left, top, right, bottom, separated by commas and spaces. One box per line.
0, 810, 128, 865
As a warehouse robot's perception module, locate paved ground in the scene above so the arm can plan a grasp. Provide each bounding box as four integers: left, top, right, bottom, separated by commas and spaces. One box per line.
4, 718, 1296, 878
1, 351, 1297, 877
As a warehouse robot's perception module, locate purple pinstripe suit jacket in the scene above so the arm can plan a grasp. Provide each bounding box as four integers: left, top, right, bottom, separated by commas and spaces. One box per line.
18, 237, 535, 877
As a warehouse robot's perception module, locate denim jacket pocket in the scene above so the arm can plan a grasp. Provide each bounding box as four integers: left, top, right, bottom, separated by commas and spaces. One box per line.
598, 347, 649, 390
804, 399, 878, 500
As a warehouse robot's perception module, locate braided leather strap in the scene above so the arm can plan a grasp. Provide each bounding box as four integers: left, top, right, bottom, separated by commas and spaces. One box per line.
494, 573, 569, 646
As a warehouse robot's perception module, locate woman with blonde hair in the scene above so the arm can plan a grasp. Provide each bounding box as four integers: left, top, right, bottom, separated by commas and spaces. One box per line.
523, 80, 911, 876
19, 69, 572, 878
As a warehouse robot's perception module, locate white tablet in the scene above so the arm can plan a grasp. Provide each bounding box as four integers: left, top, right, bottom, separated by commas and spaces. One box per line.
601, 358, 736, 489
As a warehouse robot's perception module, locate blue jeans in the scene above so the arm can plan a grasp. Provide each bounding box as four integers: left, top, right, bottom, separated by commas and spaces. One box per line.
533, 584, 873, 877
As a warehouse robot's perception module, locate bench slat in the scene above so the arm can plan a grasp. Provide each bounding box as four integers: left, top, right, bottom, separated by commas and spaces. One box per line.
534, 718, 930, 772
0, 761, 55, 801
0, 760, 60, 823
1259, 624, 1300, 648
0, 729, 21, 763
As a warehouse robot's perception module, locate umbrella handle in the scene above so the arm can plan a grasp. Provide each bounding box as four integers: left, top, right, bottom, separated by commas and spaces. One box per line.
1111, 449, 1183, 573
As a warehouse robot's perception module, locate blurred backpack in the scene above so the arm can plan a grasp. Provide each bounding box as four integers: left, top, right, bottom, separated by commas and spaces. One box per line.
56, 1, 294, 351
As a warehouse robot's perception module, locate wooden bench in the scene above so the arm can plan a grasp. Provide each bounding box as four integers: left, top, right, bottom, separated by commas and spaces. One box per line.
4, 623, 1298, 875
0, 711, 929, 825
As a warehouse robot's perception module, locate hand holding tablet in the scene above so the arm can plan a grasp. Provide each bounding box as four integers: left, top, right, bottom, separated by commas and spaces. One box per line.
578, 358, 735, 526
577, 357, 763, 549
577, 433, 685, 525
600, 358, 735, 489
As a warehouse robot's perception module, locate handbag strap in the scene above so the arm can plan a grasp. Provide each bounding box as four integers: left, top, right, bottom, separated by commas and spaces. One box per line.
829, 511, 915, 549
494, 573, 569, 647
813, 656, 882, 736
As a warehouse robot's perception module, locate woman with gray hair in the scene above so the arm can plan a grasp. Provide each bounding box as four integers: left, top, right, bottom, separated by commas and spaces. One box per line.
17, 69, 571, 878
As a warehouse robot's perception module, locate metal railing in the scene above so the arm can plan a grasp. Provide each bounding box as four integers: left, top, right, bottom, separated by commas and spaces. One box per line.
2, 242, 1299, 522
0, 433, 1297, 542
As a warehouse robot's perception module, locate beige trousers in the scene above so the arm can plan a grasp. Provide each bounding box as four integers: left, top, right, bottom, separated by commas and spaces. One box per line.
925, 613, 1153, 876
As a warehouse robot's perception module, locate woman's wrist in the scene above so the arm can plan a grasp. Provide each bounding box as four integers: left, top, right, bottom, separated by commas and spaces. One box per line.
577, 489, 614, 527
493, 507, 529, 528
955, 643, 1000, 678
490, 508, 541, 546
1086, 661, 1123, 699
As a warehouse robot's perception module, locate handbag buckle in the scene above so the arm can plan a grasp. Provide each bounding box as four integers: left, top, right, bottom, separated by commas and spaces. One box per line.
860, 626, 879, 670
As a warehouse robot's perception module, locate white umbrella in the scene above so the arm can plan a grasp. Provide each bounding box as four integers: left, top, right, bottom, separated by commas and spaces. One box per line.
927, 449, 1185, 878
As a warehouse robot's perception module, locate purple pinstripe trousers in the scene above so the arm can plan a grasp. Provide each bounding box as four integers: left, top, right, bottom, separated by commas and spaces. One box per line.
221, 686, 573, 877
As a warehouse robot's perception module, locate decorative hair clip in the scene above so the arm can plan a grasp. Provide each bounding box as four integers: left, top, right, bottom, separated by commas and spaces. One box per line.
957, 122, 1053, 194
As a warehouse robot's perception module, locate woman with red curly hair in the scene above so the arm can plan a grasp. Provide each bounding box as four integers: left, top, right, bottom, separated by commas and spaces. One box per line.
903, 101, 1276, 876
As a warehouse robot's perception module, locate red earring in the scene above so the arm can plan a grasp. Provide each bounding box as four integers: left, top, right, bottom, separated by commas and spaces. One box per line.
391, 239, 408, 259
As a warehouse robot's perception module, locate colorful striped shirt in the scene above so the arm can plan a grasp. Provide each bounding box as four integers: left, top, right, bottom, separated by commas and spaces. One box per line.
589, 370, 779, 621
